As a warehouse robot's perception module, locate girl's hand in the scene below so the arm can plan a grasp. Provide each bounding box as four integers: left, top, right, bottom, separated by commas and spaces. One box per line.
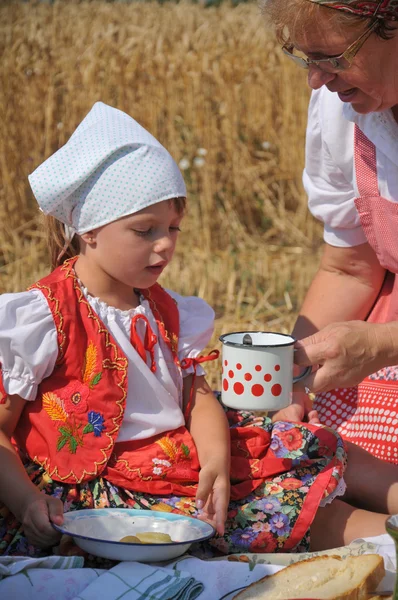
295, 321, 395, 394
19, 491, 64, 548
270, 391, 320, 424
196, 459, 230, 536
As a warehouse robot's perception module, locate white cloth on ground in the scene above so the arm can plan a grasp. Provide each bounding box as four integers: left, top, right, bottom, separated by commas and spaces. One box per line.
0, 535, 395, 600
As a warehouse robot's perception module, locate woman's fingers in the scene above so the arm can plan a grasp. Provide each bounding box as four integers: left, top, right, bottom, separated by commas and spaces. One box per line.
293, 321, 389, 393
294, 339, 328, 367
300, 359, 359, 394
298, 368, 332, 395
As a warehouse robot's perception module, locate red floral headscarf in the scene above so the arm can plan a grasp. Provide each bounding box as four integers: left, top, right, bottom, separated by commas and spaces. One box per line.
306, 0, 398, 20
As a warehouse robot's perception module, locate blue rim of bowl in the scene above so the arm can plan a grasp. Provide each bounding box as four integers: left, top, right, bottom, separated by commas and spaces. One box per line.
52, 511, 216, 547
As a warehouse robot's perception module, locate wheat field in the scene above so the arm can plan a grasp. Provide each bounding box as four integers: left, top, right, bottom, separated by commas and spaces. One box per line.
0, 0, 322, 387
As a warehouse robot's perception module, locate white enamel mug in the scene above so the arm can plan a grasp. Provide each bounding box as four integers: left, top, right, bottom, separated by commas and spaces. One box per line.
219, 331, 311, 411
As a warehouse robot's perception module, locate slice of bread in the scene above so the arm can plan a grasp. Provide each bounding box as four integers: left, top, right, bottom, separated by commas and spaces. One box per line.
233, 554, 385, 600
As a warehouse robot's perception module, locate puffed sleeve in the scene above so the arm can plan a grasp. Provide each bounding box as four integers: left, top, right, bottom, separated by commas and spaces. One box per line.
166, 289, 215, 377
303, 88, 367, 248
0, 289, 59, 400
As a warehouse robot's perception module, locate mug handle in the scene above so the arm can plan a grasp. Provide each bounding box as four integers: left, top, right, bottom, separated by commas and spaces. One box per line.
293, 365, 312, 384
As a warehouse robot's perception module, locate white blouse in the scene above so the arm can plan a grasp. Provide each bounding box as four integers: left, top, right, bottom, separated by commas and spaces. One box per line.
303, 88, 398, 248
0, 286, 215, 442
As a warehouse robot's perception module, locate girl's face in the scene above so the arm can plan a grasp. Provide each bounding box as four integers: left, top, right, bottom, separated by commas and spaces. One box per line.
294, 16, 398, 114
81, 199, 183, 294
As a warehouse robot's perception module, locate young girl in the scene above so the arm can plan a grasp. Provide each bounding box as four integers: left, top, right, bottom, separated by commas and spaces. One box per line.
0, 102, 352, 561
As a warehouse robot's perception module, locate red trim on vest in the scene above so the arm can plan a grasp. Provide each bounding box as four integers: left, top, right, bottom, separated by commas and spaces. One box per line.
0, 369, 6, 404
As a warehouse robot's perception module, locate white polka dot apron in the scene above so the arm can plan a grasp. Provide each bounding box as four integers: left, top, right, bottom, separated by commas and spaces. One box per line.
314, 125, 398, 463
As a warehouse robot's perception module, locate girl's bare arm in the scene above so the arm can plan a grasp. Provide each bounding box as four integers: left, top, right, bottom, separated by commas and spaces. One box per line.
0, 394, 63, 546
184, 375, 230, 533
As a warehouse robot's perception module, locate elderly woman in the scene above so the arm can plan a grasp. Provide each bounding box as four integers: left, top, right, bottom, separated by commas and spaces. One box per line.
262, 0, 398, 547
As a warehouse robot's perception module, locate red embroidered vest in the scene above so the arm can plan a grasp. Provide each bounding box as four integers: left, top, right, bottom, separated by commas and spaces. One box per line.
10, 257, 190, 487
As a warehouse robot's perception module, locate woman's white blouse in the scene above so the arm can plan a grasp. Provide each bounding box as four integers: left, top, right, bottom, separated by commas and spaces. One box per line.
0, 286, 215, 442
303, 87, 398, 248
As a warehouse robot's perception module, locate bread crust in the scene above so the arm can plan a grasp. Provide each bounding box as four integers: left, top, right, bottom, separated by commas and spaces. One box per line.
233, 554, 385, 600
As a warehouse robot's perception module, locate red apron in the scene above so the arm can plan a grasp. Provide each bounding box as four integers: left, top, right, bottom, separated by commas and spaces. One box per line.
314, 125, 398, 463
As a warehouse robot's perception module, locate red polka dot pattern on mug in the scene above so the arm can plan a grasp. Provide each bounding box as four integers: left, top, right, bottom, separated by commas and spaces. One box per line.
271, 384, 282, 397
222, 361, 283, 399
252, 384, 264, 397
219, 331, 298, 411
233, 382, 244, 395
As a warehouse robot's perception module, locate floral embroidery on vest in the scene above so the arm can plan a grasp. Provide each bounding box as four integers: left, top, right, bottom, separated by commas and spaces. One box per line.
42, 342, 105, 454
152, 436, 192, 477
83, 341, 103, 388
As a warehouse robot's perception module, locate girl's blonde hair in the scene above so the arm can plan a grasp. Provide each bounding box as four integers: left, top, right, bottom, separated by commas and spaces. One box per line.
43, 215, 80, 271
43, 196, 187, 271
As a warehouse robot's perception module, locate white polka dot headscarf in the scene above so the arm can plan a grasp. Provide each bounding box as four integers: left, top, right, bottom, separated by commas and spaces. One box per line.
28, 102, 187, 235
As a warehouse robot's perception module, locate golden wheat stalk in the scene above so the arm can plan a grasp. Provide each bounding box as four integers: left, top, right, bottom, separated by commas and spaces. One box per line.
155, 437, 178, 462
42, 392, 68, 422
83, 341, 97, 383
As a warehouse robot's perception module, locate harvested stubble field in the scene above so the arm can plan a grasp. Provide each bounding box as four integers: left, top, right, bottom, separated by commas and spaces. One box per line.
0, 0, 322, 387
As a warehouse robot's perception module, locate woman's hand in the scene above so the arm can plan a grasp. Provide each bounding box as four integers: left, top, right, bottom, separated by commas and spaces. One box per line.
18, 490, 64, 548
295, 321, 398, 394
196, 458, 230, 536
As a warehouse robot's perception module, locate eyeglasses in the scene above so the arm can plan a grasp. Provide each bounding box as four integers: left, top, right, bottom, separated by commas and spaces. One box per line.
282, 17, 379, 72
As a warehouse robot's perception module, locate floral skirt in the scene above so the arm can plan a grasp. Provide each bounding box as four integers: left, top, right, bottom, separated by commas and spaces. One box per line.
0, 411, 346, 565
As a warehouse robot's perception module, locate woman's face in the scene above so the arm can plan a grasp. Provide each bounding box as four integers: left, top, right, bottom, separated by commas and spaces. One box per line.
294, 15, 398, 114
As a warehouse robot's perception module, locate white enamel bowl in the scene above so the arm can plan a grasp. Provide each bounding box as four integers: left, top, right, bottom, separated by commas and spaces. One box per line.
53, 508, 215, 562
